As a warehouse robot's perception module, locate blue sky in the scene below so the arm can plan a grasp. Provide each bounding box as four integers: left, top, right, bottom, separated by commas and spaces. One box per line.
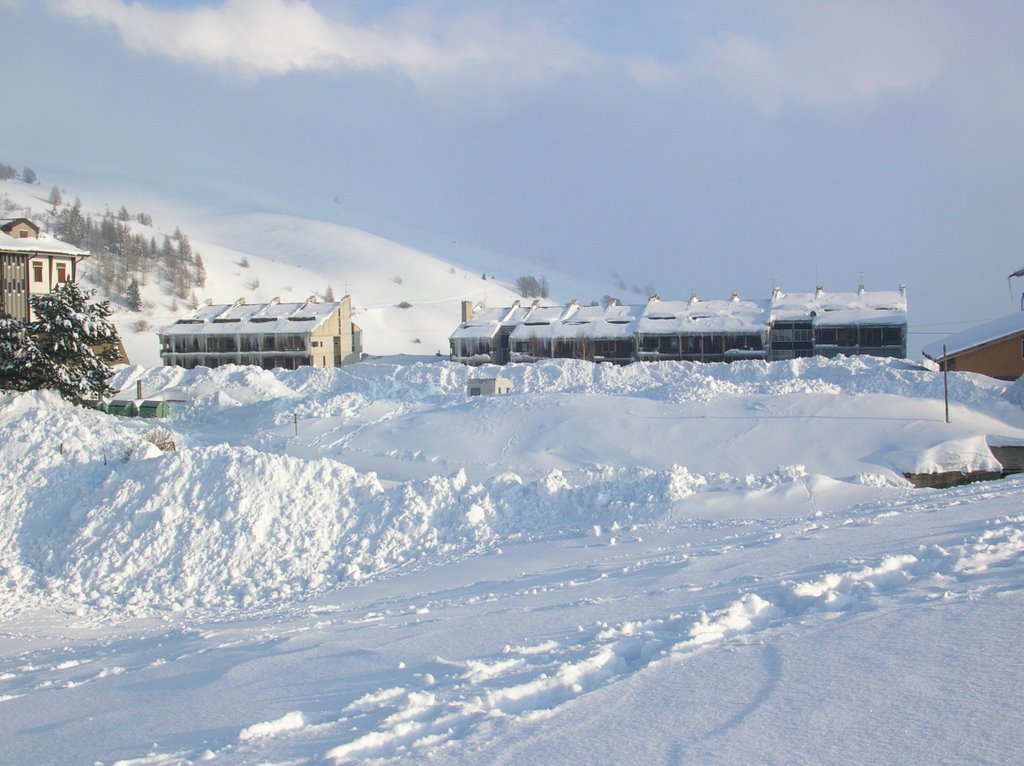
5, 0, 1024, 353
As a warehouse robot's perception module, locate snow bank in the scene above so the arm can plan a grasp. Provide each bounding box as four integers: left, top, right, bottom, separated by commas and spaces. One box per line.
3, 357, 1023, 615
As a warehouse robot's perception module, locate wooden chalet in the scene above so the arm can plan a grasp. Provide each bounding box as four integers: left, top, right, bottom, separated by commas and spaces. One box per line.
0, 218, 88, 322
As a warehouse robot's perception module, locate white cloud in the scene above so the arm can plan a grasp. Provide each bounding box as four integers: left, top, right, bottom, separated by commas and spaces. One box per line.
624, 55, 679, 90
47, 0, 594, 84
691, 3, 945, 113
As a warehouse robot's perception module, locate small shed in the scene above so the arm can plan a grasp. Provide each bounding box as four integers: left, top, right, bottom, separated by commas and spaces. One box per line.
108, 399, 139, 417
138, 400, 171, 418
467, 376, 513, 396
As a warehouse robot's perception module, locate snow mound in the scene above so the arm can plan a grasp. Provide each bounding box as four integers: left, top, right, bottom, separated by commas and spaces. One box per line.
3, 356, 1024, 615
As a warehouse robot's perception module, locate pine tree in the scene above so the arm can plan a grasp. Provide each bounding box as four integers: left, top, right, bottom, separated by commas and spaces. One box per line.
193, 252, 206, 287
57, 197, 88, 247
47, 185, 62, 213
0, 313, 28, 392
24, 283, 121, 403
126, 279, 143, 312
174, 234, 193, 298
160, 236, 176, 286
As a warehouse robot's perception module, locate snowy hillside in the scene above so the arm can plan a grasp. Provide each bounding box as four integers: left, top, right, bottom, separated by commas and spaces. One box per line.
1, 176, 541, 365
2, 356, 1024, 764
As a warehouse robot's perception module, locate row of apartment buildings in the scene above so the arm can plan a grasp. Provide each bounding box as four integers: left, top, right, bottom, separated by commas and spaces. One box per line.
450, 285, 908, 365
158, 296, 363, 370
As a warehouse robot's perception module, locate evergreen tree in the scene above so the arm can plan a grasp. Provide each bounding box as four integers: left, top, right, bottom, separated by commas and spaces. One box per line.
57, 197, 88, 247
174, 235, 193, 299
0, 313, 28, 392
24, 283, 121, 403
126, 279, 143, 312
193, 252, 206, 288
160, 236, 177, 286
117, 205, 131, 222
47, 185, 62, 213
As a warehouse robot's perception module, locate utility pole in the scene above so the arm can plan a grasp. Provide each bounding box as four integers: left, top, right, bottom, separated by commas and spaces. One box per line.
943, 344, 950, 424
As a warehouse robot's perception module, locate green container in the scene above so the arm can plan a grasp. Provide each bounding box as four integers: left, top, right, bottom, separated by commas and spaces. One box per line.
138, 400, 171, 418
108, 399, 139, 417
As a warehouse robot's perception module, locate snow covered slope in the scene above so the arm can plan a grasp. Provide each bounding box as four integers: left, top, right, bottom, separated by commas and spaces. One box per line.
1, 177, 533, 365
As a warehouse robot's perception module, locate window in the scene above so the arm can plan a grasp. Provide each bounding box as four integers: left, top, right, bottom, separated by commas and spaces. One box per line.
882, 327, 903, 345
33, 263, 43, 282
861, 328, 882, 346
56, 264, 67, 283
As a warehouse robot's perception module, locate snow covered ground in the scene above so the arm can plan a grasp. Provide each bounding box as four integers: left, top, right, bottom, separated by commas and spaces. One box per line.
2, 356, 1024, 764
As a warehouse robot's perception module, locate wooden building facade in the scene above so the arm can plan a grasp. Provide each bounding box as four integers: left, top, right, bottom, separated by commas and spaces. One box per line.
0, 218, 88, 322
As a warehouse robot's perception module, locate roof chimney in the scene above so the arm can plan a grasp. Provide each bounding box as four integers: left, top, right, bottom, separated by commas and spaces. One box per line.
771, 286, 782, 302
730, 292, 740, 303
814, 285, 824, 300
689, 291, 699, 305
461, 300, 475, 322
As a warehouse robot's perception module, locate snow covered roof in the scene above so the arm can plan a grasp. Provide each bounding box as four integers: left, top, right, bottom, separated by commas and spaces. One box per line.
449, 303, 528, 340
770, 285, 907, 327
0, 223, 89, 257
160, 299, 342, 336
453, 286, 906, 344
637, 296, 770, 335
511, 302, 642, 340
921, 311, 1024, 361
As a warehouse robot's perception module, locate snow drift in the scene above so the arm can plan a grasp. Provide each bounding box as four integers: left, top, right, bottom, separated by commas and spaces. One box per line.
2, 356, 1023, 615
